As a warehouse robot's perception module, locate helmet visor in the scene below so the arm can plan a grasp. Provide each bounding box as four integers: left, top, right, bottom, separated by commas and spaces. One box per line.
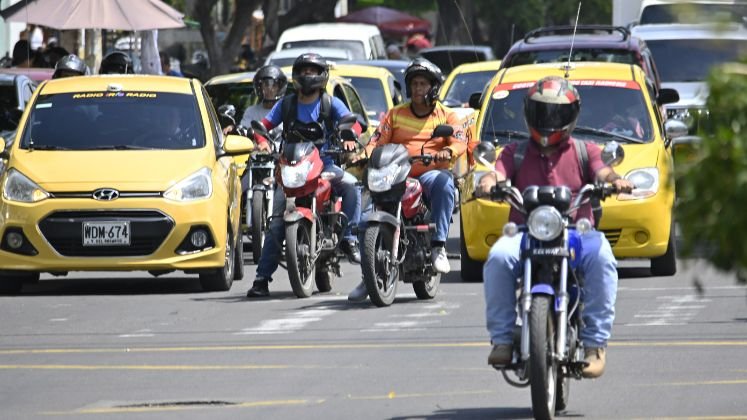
525, 101, 578, 132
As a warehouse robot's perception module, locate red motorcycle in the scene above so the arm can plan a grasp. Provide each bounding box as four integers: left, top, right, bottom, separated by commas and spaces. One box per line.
359, 125, 453, 307
273, 117, 362, 298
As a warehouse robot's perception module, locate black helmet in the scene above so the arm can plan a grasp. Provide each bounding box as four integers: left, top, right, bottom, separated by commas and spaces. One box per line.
253, 64, 287, 103
291, 53, 329, 95
404, 58, 444, 106
52, 54, 88, 79
524, 76, 581, 147
99, 51, 134, 75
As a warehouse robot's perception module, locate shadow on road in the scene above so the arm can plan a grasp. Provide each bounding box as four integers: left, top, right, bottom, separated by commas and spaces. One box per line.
16, 276, 206, 296
389, 406, 534, 419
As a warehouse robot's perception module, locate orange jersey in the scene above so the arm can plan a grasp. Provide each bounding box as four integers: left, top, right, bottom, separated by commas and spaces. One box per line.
365, 102, 467, 177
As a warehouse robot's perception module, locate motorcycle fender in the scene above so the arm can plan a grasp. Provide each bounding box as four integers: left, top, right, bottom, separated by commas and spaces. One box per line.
531, 284, 555, 296
251, 184, 268, 192
363, 211, 400, 228
284, 208, 313, 223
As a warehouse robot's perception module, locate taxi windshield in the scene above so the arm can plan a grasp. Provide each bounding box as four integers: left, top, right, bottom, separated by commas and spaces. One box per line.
345, 76, 388, 122
481, 81, 653, 145
20, 92, 206, 150
443, 70, 496, 105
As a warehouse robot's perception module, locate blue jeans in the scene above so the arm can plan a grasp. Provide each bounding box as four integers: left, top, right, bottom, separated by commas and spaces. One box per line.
483, 231, 618, 348
256, 163, 361, 280
417, 169, 455, 243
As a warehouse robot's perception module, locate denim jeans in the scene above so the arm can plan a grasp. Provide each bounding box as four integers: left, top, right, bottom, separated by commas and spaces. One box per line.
417, 169, 455, 243
255, 163, 361, 280
483, 230, 618, 348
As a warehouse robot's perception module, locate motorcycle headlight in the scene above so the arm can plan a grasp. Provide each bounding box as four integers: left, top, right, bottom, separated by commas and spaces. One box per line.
527, 205, 564, 241
619, 167, 659, 200
281, 160, 312, 189
2, 169, 49, 203
368, 162, 399, 192
164, 167, 213, 201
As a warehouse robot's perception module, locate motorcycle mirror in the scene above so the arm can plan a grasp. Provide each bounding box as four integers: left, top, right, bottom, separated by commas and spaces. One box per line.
475, 141, 497, 164
431, 124, 454, 139
250, 120, 269, 137
601, 141, 625, 167
217, 104, 236, 124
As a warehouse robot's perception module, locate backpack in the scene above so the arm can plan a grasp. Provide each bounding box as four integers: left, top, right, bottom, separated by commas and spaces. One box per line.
512, 139, 603, 227
280, 92, 333, 141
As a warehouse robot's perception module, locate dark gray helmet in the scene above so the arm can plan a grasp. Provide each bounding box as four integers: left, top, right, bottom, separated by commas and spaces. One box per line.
253, 64, 287, 102
99, 51, 134, 74
404, 58, 444, 105
53, 54, 89, 78
291, 53, 329, 95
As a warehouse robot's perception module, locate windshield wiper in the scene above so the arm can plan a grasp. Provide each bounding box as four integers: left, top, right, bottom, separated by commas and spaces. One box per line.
573, 126, 646, 144
484, 130, 530, 140
26, 144, 70, 150
86, 145, 154, 150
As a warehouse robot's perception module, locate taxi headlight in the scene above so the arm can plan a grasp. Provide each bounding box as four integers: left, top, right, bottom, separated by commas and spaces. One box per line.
281, 160, 312, 189
164, 167, 213, 201
368, 162, 399, 192
527, 205, 564, 241
619, 167, 659, 200
2, 169, 49, 203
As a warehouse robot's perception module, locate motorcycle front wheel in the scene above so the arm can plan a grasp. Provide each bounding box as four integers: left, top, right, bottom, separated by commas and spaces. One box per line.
250, 190, 267, 263
361, 223, 398, 307
529, 294, 559, 420
286, 220, 316, 298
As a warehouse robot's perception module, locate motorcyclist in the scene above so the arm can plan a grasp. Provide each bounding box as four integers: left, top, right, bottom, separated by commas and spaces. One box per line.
246, 53, 363, 298
347, 57, 466, 302
221, 64, 287, 140
476, 75, 633, 378
52, 54, 89, 79
99, 51, 134, 75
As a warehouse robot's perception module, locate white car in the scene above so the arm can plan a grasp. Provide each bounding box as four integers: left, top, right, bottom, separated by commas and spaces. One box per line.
637, 0, 747, 25
265, 47, 354, 67
276, 23, 387, 60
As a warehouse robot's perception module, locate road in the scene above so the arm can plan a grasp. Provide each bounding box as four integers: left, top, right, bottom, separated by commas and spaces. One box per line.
1, 223, 746, 419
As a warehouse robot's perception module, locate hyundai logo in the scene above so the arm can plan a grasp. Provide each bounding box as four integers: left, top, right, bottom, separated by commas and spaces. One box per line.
92, 188, 120, 201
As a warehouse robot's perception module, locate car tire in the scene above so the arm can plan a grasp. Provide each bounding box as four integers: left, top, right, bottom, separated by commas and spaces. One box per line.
460, 216, 484, 282
233, 231, 245, 281
651, 221, 677, 277
199, 225, 235, 292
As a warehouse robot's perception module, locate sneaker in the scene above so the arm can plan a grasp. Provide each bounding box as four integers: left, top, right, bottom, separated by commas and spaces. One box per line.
340, 239, 361, 264
431, 246, 450, 274
582, 347, 606, 378
246, 278, 270, 298
347, 281, 368, 302
488, 343, 513, 365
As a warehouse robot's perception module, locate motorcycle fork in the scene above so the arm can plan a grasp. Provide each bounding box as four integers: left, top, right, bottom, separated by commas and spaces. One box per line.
555, 230, 570, 361
391, 202, 403, 262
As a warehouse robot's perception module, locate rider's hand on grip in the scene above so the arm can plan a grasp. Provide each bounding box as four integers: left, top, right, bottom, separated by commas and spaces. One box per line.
612, 178, 634, 194
256, 140, 272, 153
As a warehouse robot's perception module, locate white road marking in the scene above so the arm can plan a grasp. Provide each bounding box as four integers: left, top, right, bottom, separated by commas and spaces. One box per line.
119, 329, 154, 338
49, 318, 68, 322
235, 307, 335, 335
625, 295, 709, 327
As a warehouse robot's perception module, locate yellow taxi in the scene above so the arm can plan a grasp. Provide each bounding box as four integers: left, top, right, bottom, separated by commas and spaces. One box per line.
441, 60, 502, 109
461, 62, 680, 281
0, 75, 254, 293
329, 63, 402, 128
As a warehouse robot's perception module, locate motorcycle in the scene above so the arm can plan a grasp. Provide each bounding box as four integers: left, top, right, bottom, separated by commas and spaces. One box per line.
482, 142, 624, 419
275, 115, 364, 298
358, 124, 454, 307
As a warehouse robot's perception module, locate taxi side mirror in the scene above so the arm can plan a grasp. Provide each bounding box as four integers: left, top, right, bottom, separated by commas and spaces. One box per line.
657, 88, 680, 106
468, 92, 482, 110
223, 134, 254, 155
0, 138, 7, 159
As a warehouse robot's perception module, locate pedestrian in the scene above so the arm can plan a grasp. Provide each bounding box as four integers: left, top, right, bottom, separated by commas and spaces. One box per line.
160, 51, 183, 77
386, 44, 403, 60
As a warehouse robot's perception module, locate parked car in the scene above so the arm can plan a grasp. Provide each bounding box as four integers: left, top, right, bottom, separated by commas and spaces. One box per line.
637, 0, 747, 25
265, 47, 354, 67
501, 25, 662, 98
276, 23, 387, 60
460, 62, 682, 282
0, 73, 36, 146
0, 75, 254, 294
331, 63, 402, 127
417, 45, 496, 76
632, 22, 747, 133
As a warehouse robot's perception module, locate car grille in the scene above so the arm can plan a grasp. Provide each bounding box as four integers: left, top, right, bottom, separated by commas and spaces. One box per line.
39, 210, 174, 257
602, 229, 622, 247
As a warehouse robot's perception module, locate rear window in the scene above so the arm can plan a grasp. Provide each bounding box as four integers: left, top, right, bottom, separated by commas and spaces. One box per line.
647, 38, 747, 82
640, 4, 747, 24
482, 80, 653, 145
281, 40, 366, 60
506, 49, 637, 67
20, 92, 206, 150
443, 70, 496, 105
206, 82, 257, 125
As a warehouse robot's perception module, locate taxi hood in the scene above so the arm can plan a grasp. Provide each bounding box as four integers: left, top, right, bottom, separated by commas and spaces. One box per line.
613, 141, 660, 174
11, 149, 215, 192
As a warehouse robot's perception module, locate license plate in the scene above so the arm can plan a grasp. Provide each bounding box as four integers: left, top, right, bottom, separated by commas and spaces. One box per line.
82, 221, 130, 246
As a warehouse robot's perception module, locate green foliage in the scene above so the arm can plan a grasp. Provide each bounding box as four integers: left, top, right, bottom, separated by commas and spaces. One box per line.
675, 60, 747, 279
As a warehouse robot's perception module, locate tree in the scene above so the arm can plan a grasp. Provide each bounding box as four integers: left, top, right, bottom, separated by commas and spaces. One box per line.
435, 0, 478, 46
675, 60, 747, 283
192, 0, 261, 77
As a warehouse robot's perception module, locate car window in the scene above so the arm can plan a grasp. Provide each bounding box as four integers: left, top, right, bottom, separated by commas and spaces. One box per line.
387, 75, 401, 105
282, 40, 366, 60
481, 82, 653, 145
20, 91, 206, 150
373, 35, 386, 59
646, 38, 747, 83
444, 70, 496, 105
640, 3, 747, 25
345, 76, 388, 123
333, 84, 348, 108
205, 82, 257, 127
342, 83, 368, 121
506, 49, 636, 67
201, 86, 223, 150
